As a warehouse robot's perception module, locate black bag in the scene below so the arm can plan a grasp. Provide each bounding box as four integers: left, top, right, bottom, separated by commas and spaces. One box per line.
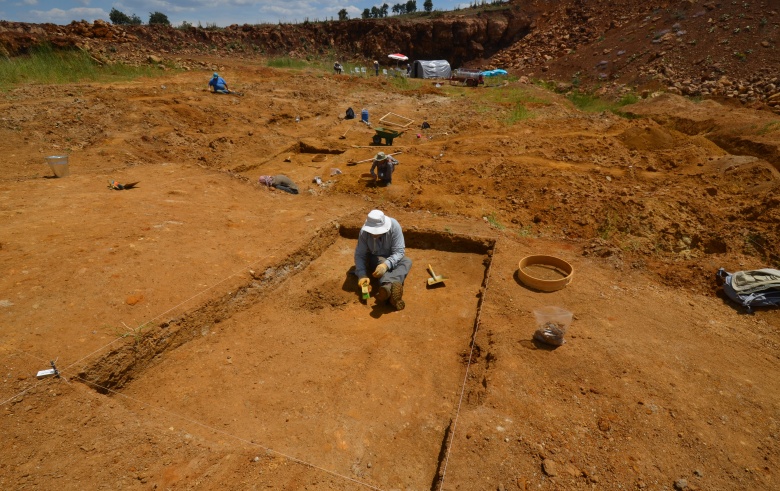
345, 107, 355, 120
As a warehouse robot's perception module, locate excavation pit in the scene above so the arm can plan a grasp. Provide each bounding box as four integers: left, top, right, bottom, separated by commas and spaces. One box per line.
79, 224, 494, 490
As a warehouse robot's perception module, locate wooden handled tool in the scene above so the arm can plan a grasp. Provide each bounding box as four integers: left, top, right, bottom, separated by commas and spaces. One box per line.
427, 264, 447, 285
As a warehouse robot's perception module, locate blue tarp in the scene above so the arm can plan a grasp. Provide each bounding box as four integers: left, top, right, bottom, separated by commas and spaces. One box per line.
481, 69, 508, 77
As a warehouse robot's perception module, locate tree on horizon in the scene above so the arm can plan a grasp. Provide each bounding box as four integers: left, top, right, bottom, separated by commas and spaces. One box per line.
109, 8, 141, 25
149, 11, 171, 26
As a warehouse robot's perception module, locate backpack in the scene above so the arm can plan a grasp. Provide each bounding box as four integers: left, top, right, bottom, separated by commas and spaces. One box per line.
345, 107, 355, 120
717, 268, 780, 312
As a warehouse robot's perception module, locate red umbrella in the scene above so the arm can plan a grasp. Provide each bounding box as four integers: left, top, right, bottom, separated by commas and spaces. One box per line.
388, 53, 408, 61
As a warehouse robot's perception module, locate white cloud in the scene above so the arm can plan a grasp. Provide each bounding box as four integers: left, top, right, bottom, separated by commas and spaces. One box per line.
258, 0, 323, 19
29, 7, 107, 22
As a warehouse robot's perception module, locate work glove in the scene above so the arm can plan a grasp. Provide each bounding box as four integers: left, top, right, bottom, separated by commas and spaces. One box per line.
358, 277, 371, 288
372, 263, 388, 278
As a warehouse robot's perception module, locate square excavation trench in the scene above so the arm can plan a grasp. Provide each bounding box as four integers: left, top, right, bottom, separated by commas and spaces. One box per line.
85, 227, 491, 490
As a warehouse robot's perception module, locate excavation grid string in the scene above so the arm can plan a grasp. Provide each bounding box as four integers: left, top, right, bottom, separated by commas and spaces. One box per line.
0, 251, 279, 408
63, 251, 279, 374
437, 239, 498, 490
71, 373, 385, 491
4, 228, 499, 488
3, 240, 387, 490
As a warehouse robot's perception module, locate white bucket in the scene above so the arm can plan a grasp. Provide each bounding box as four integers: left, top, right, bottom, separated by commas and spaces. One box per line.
45, 155, 69, 178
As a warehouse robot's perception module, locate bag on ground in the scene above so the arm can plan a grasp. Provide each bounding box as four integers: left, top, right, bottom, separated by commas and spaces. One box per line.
717, 268, 780, 312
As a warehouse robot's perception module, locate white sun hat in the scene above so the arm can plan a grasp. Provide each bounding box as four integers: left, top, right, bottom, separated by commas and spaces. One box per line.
362, 210, 391, 234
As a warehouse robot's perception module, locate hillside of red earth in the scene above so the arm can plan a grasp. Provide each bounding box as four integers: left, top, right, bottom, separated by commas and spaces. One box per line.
1, 0, 778, 110
1, 3, 779, 491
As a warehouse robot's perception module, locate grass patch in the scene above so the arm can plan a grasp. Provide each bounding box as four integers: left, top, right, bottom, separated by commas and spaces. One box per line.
266, 56, 313, 69
105, 321, 152, 345
758, 121, 780, 135
0, 44, 164, 87
567, 92, 615, 112
517, 225, 534, 238
459, 86, 548, 124
485, 212, 506, 230
567, 90, 640, 117
389, 75, 413, 90
507, 103, 533, 123
597, 209, 619, 240
480, 86, 548, 105
534, 79, 557, 91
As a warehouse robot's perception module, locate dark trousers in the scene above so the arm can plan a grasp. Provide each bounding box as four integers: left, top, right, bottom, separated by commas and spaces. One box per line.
368, 255, 412, 285
274, 184, 298, 194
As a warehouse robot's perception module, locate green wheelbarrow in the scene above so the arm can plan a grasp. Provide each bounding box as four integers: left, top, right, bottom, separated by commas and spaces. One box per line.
372, 127, 405, 146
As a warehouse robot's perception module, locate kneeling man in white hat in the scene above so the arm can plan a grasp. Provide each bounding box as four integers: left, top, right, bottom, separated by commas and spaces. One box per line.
355, 210, 413, 310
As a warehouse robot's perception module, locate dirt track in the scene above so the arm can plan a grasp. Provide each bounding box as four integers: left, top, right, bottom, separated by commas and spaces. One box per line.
1, 62, 779, 490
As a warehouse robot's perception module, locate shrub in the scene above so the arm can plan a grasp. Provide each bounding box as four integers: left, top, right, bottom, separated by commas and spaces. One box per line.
149, 11, 171, 25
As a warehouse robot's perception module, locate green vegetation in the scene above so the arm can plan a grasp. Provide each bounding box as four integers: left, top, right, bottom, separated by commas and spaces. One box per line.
534, 79, 556, 91
566, 92, 613, 112
389, 74, 417, 89
266, 56, 314, 69
469, 85, 548, 124
517, 225, 534, 238
485, 212, 505, 230
109, 7, 142, 25
507, 103, 533, 123
758, 121, 780, 135
105, 321, 152, 345
566, 90, 639, 116
480, 86, 548, 105
597, 209, 619, 240
0, 45, 164, 88
149, 11, 171, 26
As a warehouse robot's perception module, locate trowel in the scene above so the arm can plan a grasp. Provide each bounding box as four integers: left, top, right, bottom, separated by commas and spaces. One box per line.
427, 264, 448, 286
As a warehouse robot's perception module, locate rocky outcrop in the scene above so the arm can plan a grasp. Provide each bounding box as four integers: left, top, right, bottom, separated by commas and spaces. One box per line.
0, 9, 531, 68
485, 0, 780, 111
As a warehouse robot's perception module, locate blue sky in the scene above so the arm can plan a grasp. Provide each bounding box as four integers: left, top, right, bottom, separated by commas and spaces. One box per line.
0, 0, 469, 26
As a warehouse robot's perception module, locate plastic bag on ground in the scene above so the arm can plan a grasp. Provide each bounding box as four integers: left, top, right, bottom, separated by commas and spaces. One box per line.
532, 306, 573, 346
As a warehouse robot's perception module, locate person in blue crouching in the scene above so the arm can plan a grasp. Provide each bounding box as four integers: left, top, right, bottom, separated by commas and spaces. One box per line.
208, 72, 232, 94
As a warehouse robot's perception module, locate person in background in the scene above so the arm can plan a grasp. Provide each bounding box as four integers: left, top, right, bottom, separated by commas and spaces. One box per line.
374, 60, 379, 76
370, 151, 398, 186
208, 72, 232, 94
354, 210, 412, 311
406, 63, 411, 77
334, 61, 343, 74
258, 175, 299, 194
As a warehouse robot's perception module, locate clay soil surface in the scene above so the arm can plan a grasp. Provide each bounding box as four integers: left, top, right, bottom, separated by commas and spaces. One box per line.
1, 61, 779, 490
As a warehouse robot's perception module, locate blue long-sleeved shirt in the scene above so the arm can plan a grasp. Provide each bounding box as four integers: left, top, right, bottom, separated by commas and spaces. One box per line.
208, 77, 227, 91
354, 216, 406, 278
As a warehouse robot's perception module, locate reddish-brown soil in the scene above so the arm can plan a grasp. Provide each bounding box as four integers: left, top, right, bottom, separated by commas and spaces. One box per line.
1, 60, 779, 491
